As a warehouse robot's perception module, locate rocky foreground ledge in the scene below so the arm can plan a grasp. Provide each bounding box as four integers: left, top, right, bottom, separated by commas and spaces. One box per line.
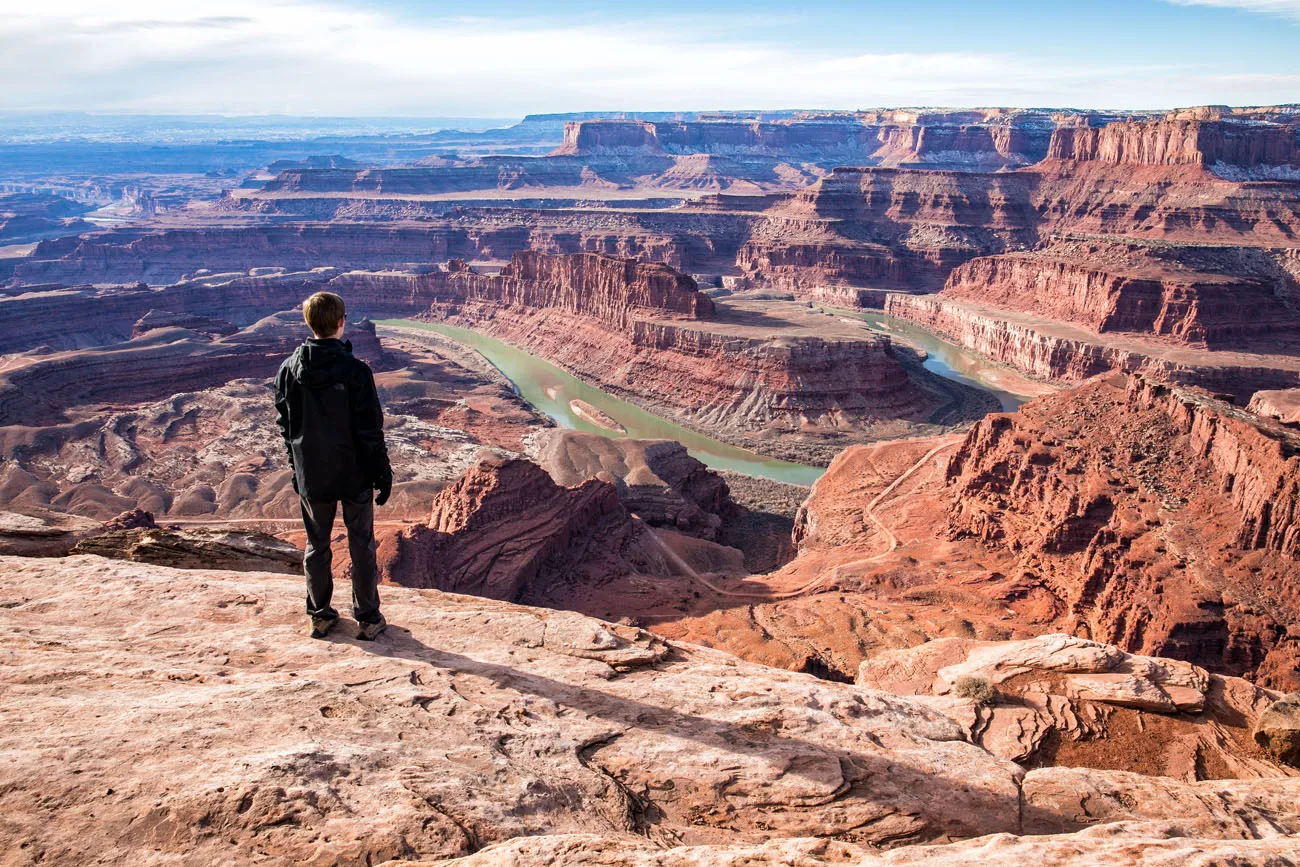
1, 555, 1298, 865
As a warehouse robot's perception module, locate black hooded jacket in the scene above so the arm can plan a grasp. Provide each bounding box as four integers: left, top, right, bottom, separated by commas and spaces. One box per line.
274, 337, 391, 502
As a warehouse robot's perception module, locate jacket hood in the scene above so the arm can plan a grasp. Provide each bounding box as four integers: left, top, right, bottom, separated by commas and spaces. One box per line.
290, 338, 355, 389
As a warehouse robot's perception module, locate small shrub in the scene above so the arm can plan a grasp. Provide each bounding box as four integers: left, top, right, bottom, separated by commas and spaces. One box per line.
953, 675, 995, 706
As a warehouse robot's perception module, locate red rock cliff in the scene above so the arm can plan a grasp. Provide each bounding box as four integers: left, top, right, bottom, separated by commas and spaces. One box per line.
943, 375, 1300, 686
940, 240, 1300, 349
1047, 119, 1299, 167
332, 250, 712, 330
488, 249, 713, 325
377, 457, 658, 601
556, 120, 660, 153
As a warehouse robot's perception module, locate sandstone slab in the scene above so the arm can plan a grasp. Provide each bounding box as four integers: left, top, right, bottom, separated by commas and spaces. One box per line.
0, 554, 1033, 864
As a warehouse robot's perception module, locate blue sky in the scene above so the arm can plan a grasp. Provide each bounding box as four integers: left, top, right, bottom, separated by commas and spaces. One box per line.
2, 0, 1299, 115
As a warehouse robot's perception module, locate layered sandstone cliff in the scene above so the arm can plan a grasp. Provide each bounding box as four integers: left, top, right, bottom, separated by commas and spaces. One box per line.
12, 225, 458, 285
1250, 388, 1300, 425
719, 138, 1300, 297
0, 313, 384, 426
553, 111, 1062, 170
428, 307, 934, 456
944, 375, 1300, 686
645, 375, 1300, 692
939, 240, 1300, 349
1047, 119, 1299, 168
884, 292, 1300, 394
451, 249, 713, 325
377, 457, 664, 601
0, 250, 709, 356
328, 249, 711, 327
346, 254, 949, 456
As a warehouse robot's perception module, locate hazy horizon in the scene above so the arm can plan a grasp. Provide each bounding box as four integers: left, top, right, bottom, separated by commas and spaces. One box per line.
5, 1, 1300, 116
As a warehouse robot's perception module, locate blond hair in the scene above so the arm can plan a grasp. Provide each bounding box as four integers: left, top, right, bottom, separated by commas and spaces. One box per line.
302, 291, 346, 337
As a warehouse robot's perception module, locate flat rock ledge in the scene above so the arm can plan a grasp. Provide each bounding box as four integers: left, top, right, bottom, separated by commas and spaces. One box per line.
1, 555, 1298, 865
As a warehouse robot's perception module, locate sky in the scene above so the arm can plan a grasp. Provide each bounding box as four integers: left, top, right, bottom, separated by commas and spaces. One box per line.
2, 0, 1299, 117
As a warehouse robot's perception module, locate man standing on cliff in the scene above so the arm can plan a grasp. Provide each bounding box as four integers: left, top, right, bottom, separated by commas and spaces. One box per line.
274, 291, 393, 641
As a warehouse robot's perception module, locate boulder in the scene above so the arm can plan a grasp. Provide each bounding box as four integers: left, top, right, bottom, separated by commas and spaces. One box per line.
1254, 694, 1300, 767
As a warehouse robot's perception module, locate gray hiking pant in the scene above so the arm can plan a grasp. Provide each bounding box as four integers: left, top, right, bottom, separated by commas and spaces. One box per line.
300, 491, 381, 624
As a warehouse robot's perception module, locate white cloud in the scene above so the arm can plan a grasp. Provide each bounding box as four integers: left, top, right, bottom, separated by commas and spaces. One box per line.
1164, 0, 1300, 21
0, 0, 1288, 114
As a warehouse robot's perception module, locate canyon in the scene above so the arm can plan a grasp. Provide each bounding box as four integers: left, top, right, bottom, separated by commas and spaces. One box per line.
0, 249, 989, 469
522, 373, 1300, 694
12, 111, 1300, 407
4, 102, 1300, 864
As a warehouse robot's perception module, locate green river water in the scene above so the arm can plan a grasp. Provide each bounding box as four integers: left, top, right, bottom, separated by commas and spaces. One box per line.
380, 315, 1041, 486
380, 319, 827, 485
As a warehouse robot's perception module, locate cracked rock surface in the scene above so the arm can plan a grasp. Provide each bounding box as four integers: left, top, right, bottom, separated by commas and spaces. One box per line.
2, 555, 1298, 865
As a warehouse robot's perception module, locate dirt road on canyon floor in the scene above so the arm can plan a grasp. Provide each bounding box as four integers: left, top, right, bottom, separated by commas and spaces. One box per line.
647, 437, 961, 601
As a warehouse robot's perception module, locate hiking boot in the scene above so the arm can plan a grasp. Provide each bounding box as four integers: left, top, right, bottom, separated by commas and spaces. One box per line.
309, 615, 338, 639
356, 614, 388, 641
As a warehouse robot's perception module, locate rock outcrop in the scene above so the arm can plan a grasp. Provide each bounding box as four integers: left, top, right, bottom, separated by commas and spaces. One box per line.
857, 634, 1292, 779
944, 375, 1300, 685
939, 240, 1300, 350
377, 457, 664, 601
1250, 389, 1300, 426
1255, 694, 1300, 767
1047, 118, 1300, 169
72, 524, 303, 573
642, 375, 1300, 693
131, 309, 239, 338
533, 431, 730, 538
406, 827, 1300, 866
0, 554, 1021, 860
0, 508, 103, 556
884, 292, 1300, 395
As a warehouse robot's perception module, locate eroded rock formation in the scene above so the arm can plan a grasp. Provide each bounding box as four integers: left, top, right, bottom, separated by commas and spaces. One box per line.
1250, 389, 1300, 426
0, 312, 385, 426
939, 240, 1300, 350
1255, 694, 1300, 767
533, 430, 730, 539
0, 508, 102, 556
0, 324, 541, 523
857, 634, 1292, 779
884, 292, 1300, 394
377, 457, 665, 601
73, 523, 303, 573
620, 375, 1300, 695
941, 376, 1300, 684
1047, 118, 1300, 170
345, 255, 960, 460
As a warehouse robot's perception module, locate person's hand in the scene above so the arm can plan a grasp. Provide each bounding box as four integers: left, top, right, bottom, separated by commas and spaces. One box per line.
374, 474, 392, 506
